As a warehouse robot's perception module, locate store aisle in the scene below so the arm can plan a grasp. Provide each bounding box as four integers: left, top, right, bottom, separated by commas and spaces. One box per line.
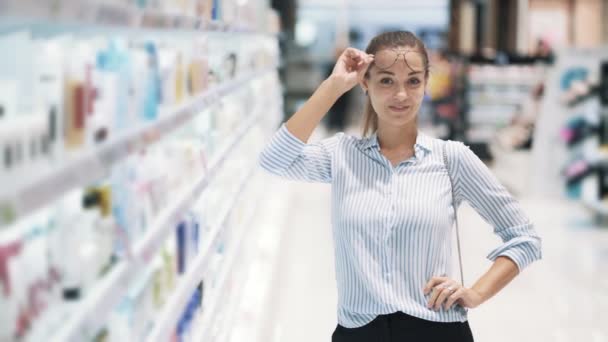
269, 125, 338, 342
271, 181, 337, 342
266, 128, 608, 342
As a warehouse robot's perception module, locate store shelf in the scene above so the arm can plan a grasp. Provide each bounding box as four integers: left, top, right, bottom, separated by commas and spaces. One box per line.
50, 109, 262, 342
0, 0, 260, 33
145, 165, 259, 342
0, 66, 276, 227
131, 110, 261, 265
212, 265, 250, 342
468, 80, 537, 87
51, 262, 132, 342
582, 199, 608, 217
189, 205, 259, 342
225, 177, 290, 342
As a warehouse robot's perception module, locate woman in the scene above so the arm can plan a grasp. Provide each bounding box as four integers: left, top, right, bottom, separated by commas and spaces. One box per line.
259, 31, 542, 342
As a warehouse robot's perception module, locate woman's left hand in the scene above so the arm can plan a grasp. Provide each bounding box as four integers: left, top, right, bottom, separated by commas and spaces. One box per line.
423, 276, 484, 311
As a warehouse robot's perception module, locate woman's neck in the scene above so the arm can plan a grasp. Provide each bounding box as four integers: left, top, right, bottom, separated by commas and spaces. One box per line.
376, 122, 418, 151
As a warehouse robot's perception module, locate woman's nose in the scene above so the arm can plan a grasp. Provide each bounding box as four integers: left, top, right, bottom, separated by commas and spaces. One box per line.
395, 86, 409, 100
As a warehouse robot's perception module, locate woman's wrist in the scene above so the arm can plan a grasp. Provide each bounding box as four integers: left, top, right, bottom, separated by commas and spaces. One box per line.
322, 74, 351, 99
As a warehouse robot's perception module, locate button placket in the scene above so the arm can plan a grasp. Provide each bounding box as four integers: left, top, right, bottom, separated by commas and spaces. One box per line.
383, 170, 394, 282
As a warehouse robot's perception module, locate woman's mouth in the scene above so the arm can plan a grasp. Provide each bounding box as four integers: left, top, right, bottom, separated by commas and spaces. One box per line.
389, 105, 410, 112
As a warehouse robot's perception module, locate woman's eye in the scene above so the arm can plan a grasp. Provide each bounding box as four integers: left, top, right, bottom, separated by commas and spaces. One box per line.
380, 78, 393, 85
408, 78, 421, 86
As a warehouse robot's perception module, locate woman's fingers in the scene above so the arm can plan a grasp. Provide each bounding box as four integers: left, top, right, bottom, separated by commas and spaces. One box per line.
343, 48, 372, 66
445, 288, 466, 310
423, 276, 448, 294
426, 286, 441, 309
433, 286, 454, 311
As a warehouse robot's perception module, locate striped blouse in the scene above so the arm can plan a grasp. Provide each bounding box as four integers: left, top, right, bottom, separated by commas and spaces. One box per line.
258, 123, 542, 328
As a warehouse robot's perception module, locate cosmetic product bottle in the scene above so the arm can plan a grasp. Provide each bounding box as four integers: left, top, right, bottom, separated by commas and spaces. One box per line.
0, 225, 24, 341
52, 190, 86, 303
77, 190, 105, 295
176, 220, 187, 274
20, 216, 54, 342
151, 254, 165, 309
65, 42, 98, 150
33, 39, 66, 161
130, 48, 149, 126
96, 47, 121, 140
0, 79, 18, 122
97, 40, 131, 133
175, 52, 186, 103
88, 186, 116, 276
197, 0, 214, 21
161, 236, 177, 294
0, 92, 23, 188
158, 48, 178, 109
0, 119, 18, 192
143, 42, 161, 121
211, 0, 220, 20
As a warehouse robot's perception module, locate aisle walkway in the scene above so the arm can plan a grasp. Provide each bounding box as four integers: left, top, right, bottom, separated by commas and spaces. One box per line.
265, 126, 608, 342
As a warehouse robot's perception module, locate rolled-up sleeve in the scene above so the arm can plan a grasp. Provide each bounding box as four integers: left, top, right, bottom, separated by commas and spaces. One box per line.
258, 123, 343, 183
447, 141, 542, 273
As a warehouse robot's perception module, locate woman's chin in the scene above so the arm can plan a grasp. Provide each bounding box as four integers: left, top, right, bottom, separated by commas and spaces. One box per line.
382, 112, 415, 126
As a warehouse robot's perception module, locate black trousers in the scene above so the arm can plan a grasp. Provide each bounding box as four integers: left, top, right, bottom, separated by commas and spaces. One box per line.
331, 311, 474, 342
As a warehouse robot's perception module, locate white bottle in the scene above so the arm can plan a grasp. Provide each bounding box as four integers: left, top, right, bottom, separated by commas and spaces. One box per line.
33, 39, 66, 162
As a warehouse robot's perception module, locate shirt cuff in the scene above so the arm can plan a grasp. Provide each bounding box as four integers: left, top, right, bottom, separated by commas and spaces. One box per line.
486, 235, 542, 273
260, 123, 307, 171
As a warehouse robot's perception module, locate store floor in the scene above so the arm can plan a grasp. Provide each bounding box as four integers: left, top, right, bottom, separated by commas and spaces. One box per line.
263, 125, 608, 342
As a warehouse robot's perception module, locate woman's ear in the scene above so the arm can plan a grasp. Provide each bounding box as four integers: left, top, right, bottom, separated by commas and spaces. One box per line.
360, 78, 369, 95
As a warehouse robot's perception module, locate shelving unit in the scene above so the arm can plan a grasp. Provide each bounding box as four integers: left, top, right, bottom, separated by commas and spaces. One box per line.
0, 67, 276, 227
0, 3, 285, 341
221, 176, 289, 342
145, 163, 259, 342
0, 0, 257, 33
50, 108, 265, 342
169, 193, 258, 342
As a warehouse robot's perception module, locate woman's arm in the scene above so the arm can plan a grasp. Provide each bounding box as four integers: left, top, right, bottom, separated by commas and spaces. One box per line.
284, 76, 345, 143
426, 256, 519, 310
471, 255, 519, 303
286, 48, 373, 142
425, 141, 542, 311
258, 48, 373, 183
448, 141, 542, 273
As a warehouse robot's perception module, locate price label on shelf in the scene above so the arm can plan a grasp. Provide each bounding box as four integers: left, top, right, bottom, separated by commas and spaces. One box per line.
141, 11, 164, 28
94, 3, 135, 27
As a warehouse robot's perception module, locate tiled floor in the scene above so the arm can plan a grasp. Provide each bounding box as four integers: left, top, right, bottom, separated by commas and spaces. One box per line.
265, 126, 608, 342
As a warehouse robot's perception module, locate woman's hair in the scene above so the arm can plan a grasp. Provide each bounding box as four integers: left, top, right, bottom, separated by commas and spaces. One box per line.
361, 31, 430, 137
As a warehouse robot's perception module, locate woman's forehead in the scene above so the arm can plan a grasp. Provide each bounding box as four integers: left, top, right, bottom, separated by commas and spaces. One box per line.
372, 49, 425, 74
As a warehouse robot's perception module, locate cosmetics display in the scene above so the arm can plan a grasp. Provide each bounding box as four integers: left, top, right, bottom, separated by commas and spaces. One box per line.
0, 76, 282, 341
466, 64, 547, 145
560, 116, 600, 147
0, 29, 280, 228
535, 50, 608, 214
0, 3, 284, 341
0, 0, 279, 34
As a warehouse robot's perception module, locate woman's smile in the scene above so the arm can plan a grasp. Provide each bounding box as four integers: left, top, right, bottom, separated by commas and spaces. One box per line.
388, 104, 411, 113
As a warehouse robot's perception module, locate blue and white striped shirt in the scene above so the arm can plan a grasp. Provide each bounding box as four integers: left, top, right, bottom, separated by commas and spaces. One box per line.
258, 123, 542, 328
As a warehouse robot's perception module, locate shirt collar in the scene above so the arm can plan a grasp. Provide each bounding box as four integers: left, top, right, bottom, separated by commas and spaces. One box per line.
361, 130, 434, 155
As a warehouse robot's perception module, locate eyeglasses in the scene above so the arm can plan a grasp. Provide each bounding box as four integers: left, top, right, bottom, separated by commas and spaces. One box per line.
372, 48, 425, 73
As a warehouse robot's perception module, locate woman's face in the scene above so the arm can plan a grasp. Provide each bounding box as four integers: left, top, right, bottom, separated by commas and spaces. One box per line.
363, 47, 427, 128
